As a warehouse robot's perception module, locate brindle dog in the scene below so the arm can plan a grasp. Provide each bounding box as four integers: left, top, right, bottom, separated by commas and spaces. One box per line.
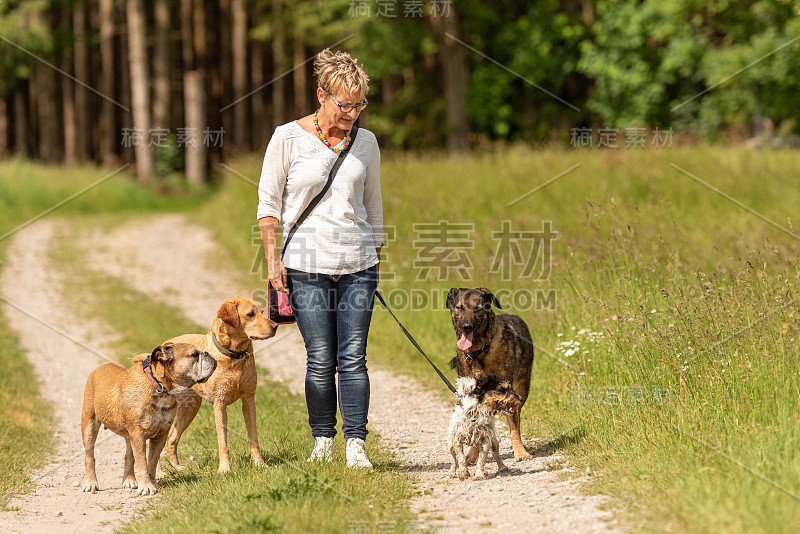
447, 287, 534, 461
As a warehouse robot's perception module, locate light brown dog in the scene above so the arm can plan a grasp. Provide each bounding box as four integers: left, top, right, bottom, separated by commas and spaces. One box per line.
161, 296, 276, 475
81, 342, 217, 495
447, 287, 534, 461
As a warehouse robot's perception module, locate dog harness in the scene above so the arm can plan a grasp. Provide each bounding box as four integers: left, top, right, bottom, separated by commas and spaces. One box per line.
212, 333, 250, 360
142, 355, 169, 396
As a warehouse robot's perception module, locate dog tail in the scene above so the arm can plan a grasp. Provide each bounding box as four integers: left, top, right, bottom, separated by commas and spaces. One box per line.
449, 356, 458, 370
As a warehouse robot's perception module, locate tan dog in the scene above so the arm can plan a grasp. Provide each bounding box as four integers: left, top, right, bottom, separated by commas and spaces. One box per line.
161, 297, 276, 475
80, 342, 217, 495
447, 288, 534, 461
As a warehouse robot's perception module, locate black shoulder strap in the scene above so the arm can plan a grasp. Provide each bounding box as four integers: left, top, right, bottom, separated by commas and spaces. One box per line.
281, 125, 359, 259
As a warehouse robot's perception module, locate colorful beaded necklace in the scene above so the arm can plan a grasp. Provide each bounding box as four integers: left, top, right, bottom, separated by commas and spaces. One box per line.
313, 110, 351, 153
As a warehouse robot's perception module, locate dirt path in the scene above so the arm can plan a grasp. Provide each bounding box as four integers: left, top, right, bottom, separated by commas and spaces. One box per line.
1, 214, 618, 533
0, 222, 150, 534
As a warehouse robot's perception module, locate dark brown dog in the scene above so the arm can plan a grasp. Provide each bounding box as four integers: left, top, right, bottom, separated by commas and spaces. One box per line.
447, 287, 534, 461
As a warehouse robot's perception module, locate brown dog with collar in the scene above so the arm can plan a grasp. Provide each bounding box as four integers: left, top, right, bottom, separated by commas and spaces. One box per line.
80, 342, 217, 495
159, 297, 276, 476
447, 287, 534, 461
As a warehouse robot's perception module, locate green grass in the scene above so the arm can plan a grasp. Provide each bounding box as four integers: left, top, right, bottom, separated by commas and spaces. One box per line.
0, 325, 54, 509
52, 216, 416, 533
208, 146, 800, 533
0, 160, 206, 508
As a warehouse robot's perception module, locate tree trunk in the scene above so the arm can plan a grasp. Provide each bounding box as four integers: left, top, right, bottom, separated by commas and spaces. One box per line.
14, 86, 28, 156
250, 40, 267, 150
293, 22, 307, 118
36, 59, 59, 162
271, 0, 285, 131
0, 94, 7, 157
427, 10, 470, 153
126, 0, 153, 183
73, 0, 91, 160
180, 0, 194, 70
62, 0, 77, 164
184, 71, 207, 185
153, 0, 172, 131
231, 0, 248, 151
193, 0, 206, 68
100, 0, 118, 165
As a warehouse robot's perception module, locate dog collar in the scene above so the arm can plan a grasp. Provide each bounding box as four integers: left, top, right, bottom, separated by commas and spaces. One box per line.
464, 343, 490, 361
142, 355, 169, 396
212, 333, 250, 360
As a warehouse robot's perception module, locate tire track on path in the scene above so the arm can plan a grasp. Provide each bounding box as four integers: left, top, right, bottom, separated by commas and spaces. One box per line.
0, 221, 149, 534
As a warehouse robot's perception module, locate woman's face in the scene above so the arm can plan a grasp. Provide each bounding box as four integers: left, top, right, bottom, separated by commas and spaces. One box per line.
318, 87, 365, 132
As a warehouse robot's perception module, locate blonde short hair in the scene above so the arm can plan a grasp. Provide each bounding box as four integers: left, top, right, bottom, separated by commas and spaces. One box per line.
313, 49, 370, 98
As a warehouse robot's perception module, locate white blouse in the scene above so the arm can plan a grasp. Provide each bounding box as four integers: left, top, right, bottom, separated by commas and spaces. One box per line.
256, 121, 384, 275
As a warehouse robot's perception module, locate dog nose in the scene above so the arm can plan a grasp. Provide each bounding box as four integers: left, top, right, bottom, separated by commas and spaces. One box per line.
462, 321, 473, 331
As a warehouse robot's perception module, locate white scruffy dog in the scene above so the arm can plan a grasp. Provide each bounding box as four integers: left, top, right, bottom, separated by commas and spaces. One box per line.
447, 375, 522, 480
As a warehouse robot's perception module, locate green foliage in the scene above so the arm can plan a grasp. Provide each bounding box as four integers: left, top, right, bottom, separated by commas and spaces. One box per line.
4, 0, 800, 147
580, 0, 800, 136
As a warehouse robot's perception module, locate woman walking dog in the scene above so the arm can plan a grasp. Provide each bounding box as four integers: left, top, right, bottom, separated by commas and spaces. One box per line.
257, 49, 383, 468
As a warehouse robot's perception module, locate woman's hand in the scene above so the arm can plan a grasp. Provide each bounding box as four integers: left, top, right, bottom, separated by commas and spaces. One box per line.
268, 258, 289, 294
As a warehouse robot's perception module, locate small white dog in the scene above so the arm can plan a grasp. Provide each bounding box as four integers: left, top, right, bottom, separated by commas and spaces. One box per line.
447, 375, 522, 480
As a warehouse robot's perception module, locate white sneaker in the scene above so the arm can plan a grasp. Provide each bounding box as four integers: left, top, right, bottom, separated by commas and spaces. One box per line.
306, 436, 334, 463
346, 438, 372, 469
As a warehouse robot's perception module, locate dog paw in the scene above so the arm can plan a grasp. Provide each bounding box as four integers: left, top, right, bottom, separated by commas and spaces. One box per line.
456, 468, 470, 480
252, 456, 265, 466
474, 471, 486, 480
81, 479, 99, 493
121, 477, 137, 489
218, 465, 231, 474
514, 451, 533, 462
137, 480, 160, 496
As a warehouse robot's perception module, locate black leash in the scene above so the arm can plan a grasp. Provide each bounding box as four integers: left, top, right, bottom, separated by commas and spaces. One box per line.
374, 290, 457, 394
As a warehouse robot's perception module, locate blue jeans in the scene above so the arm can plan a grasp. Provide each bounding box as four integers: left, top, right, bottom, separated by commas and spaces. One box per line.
287, 265, 378, 441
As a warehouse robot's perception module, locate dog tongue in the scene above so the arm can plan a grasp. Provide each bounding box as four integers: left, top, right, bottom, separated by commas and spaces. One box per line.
457, 331, 473, 351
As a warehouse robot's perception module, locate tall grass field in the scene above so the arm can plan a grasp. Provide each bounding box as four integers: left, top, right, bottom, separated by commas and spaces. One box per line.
1, 146, 798, 532
211, 146, 800, 533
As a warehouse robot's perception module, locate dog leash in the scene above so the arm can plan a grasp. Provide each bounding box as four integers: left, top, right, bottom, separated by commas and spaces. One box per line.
374, 290, 457, 395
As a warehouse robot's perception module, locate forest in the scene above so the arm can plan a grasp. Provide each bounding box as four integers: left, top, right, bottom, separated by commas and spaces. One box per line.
1, 0, 799, 183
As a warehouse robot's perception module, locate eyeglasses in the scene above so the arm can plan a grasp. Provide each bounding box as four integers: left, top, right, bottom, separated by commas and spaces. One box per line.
326, 92, 368, 113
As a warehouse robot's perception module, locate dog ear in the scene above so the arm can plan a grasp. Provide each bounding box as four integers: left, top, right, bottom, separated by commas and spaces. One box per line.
478, 288, 502, 309
446, 288, 461, 310
476, 374, 500, 390
152, 342, 174, 362
217, 299, 240, 328
475, 375, 488, 390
